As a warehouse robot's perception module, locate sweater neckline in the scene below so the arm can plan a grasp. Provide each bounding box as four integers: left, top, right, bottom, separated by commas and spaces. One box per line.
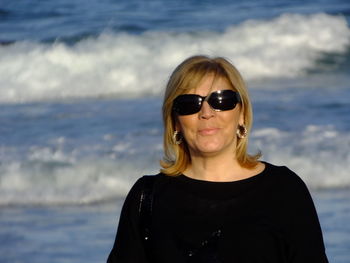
167, 162, 270, 199
177, 161, 269, 185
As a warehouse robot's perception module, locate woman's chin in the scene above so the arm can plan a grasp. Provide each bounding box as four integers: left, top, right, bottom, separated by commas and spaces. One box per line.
193, 143, 229, 156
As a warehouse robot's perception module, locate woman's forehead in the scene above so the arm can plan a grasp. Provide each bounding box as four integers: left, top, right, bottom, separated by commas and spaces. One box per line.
184, 74, 234, 94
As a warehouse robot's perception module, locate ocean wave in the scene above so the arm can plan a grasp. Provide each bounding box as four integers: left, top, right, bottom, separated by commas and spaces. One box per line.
0, 12, 349, 103
0, 124, 349, 206
253, 125, 350, 189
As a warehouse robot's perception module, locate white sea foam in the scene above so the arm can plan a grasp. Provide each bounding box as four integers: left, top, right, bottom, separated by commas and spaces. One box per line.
0, 13, 349, 103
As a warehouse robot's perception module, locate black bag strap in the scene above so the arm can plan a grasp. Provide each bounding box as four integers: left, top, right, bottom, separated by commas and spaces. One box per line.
139, 175, 156, 245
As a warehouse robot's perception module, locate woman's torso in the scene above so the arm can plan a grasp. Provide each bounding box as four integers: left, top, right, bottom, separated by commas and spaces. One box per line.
148, 163, 293, 263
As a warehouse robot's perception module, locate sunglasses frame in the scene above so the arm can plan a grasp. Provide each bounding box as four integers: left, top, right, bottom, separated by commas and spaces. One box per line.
172, 89, 241, 116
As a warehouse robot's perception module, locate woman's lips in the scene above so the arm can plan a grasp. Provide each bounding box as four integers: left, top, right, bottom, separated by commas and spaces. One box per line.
198, 128, 220, 135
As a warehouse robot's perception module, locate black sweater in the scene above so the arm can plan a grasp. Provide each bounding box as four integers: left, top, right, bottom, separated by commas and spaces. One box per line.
107, 162, 328, 263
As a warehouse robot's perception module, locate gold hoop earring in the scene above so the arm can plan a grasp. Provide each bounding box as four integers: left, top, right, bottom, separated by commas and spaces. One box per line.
236, 125, 247, 139
172, 131, 183, 145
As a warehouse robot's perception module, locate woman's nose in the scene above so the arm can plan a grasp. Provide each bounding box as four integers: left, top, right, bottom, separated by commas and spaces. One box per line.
199, 101, 215, 119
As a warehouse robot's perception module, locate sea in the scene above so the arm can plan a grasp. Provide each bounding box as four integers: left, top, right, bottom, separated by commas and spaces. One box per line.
0, 0, 350, 262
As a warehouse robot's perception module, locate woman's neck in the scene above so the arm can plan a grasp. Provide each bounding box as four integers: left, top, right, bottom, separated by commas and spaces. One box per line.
184, 154, 239, 182
183, 150, 264, 182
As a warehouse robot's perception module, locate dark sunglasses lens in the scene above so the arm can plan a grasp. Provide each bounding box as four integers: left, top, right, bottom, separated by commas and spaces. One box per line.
173, 95, 202, 115
208, 90, 240, 111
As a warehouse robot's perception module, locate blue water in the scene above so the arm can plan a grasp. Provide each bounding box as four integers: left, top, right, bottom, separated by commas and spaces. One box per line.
1, 0, 349, 43
0, 0, 350, 262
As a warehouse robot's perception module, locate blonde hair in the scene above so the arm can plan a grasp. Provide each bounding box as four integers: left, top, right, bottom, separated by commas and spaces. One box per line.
160, 55, 260, 175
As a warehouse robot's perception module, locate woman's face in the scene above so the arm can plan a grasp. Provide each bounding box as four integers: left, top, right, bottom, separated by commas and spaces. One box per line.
175, 74, 243, 158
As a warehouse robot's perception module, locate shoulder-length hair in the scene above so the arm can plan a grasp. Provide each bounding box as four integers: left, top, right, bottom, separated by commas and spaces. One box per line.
160, 55, 260, 175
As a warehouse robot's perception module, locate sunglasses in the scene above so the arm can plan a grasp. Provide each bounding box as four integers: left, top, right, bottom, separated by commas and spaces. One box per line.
172, 89, 241, 116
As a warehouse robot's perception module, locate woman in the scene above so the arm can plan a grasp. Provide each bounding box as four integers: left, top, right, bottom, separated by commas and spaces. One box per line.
107, 55, 328, 263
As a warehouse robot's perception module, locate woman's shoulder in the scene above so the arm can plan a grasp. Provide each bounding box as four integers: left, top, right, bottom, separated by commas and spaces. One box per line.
128, 173, 166, 195
264, 162, 309, 188
265, 161, 300, 178
120, 173, 164, 212
264, 161, 312, 198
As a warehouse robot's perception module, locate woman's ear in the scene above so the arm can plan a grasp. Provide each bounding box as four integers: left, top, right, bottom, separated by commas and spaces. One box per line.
238, 107, 245, 126
173, 116, 182, 132
175, 121, 181, 132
